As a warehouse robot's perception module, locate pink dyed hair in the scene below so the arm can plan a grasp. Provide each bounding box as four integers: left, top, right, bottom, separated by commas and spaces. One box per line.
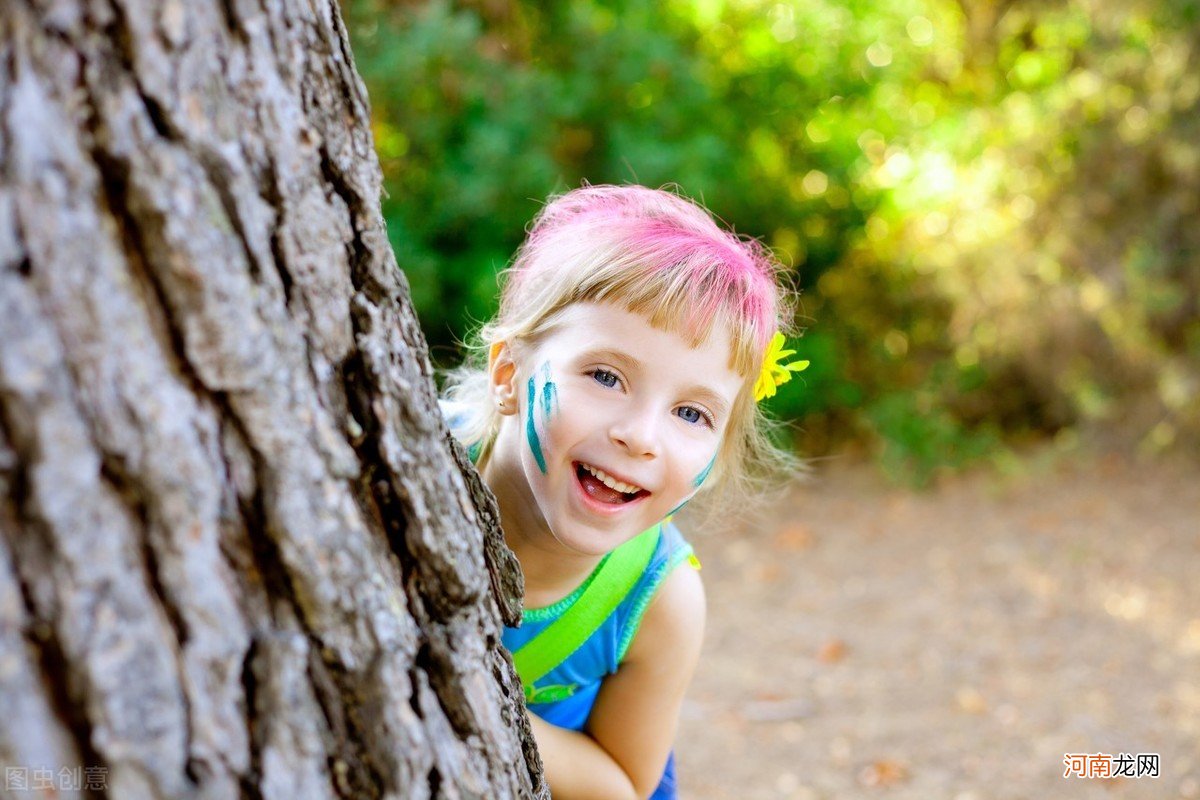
498, 185, 786, 377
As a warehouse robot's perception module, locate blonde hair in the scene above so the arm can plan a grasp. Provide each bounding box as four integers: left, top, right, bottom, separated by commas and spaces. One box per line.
441, 184, 803, 519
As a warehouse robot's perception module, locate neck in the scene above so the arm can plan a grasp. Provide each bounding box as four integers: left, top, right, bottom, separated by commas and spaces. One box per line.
480, 421, 604, 607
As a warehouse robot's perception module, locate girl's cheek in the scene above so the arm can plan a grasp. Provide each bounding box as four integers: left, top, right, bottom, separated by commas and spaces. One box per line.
524, 360, 559, 475
545, 377, 597, 454
663, 450, 717, 518
691, 453, 717, 489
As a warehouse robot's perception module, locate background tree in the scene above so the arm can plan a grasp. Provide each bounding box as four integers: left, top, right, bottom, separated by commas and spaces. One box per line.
0, 1, 544, 797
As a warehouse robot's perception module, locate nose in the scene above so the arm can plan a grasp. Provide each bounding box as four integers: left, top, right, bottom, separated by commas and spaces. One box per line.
608, 406, 661, 459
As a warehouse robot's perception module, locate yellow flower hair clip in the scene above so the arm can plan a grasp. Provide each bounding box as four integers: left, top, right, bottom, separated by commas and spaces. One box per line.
754, 332, 810, 402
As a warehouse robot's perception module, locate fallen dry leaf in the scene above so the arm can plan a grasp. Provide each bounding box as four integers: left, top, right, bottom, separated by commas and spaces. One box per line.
772, 523, 816, 551
752, 562, 783, 583
956, 686, 988, 715
858, 759, 909, 787
817, 638, 848, 663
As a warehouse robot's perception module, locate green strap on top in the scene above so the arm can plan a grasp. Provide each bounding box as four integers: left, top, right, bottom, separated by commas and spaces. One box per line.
512, 524, 661, 694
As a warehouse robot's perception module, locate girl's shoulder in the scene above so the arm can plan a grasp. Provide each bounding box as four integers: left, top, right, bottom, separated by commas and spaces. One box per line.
616, 519, 702, 663
623, 543, 705, 665
641, 520, 700, 593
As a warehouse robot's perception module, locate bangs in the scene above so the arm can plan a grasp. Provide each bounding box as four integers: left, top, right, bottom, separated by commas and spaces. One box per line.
579, 261, 768, 379
499, 183, 789, 381
555, 220, 777, 379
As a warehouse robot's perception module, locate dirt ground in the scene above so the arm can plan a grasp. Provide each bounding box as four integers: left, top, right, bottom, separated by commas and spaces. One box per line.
675, 445, 1200, 800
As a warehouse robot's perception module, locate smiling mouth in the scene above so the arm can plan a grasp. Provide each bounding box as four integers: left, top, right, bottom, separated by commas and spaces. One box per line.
574, 462, 650, 505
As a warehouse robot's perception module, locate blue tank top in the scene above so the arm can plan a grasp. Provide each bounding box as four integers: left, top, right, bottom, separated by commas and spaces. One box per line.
503, 522, 696, 800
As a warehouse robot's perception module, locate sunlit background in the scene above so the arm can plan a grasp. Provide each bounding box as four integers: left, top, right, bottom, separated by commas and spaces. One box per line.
346, 0, 1197, 485
343, 2, 1199, 797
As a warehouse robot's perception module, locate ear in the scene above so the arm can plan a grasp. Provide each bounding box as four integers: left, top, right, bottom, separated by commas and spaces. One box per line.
488, 341, 520, 416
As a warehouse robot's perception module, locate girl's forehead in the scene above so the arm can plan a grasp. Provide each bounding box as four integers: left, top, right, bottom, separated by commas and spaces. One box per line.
537, 302, 742, 377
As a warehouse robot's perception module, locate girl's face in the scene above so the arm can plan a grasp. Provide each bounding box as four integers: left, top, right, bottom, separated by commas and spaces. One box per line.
489, 302, 745, 557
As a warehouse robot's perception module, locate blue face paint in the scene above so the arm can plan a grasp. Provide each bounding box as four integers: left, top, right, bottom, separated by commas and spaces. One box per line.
525, 361, 557, 475
539, 362, 559, 418
526, 375, 547, 474
693, 454, 716, 488
665, 498, 690, 518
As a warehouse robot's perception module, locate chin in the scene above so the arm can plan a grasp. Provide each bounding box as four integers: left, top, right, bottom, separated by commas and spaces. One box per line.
554, 519, 647, 558
561, 539, 613, 558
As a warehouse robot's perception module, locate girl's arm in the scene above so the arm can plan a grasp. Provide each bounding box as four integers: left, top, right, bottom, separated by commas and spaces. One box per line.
528, 563, 707, 800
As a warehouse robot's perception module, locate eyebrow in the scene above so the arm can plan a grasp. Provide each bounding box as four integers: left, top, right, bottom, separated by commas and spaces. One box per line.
583, 347, 648, 376
580, 347, 732, 417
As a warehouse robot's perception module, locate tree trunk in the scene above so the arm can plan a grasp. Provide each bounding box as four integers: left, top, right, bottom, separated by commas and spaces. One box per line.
0, 1, 545, 798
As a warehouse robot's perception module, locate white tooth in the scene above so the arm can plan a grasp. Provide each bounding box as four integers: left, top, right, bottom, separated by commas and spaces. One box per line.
582, 463, 641, 494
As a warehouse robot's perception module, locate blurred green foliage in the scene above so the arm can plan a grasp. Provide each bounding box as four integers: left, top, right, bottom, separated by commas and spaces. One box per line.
346, 0, 1199, 483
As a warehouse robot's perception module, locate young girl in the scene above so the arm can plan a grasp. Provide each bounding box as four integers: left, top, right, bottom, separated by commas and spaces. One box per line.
440, 185, 804, 799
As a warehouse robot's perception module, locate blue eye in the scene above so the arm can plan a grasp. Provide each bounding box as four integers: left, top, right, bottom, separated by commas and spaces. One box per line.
592, 369, 619, 388
677, 406, 713, 427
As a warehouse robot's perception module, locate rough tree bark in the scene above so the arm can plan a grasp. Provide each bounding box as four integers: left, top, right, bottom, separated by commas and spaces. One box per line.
0, 1, 546, 798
